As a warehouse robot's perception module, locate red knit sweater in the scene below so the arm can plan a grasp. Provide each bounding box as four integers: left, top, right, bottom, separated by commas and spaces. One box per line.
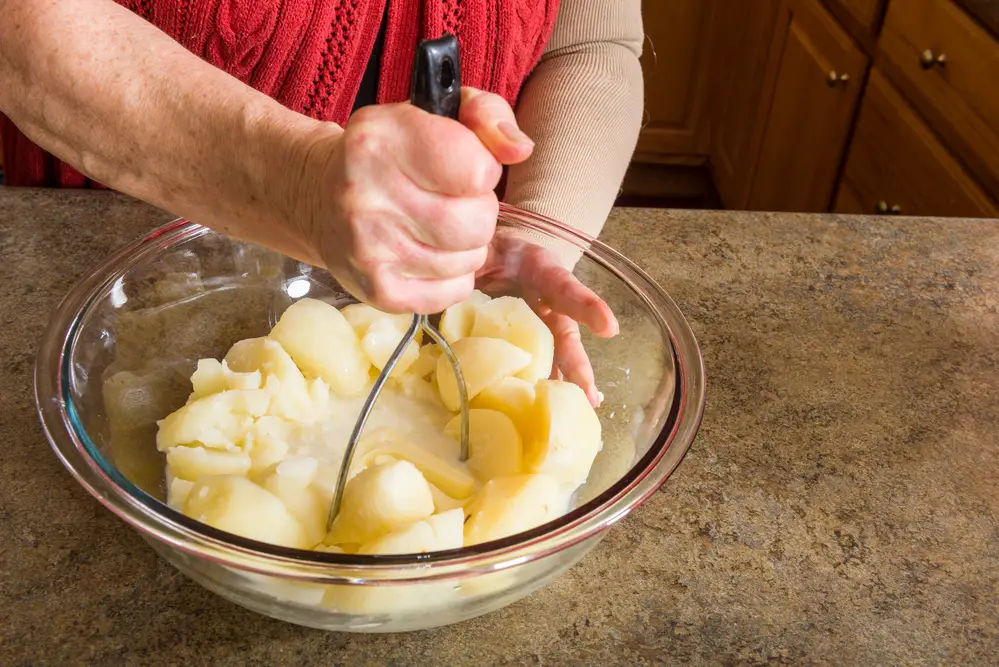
0, 0, 560, 187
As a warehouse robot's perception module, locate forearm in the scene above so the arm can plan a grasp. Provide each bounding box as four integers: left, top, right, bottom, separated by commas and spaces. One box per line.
0, 0, 335, 260
504, 0, 644, 242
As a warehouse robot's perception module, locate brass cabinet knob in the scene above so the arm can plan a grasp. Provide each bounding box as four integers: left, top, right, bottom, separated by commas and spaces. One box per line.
920, 49, 948, 69
876, 201, 903, 215
827, 70, 850, 86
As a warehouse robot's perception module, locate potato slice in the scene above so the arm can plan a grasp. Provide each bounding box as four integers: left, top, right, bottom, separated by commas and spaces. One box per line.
156, 389, 269, 451
358, 509, 464, 555
470, 296, 554, 383
246, 415, 292, 475
340, 303, 386, 338
225, 337, 316, 420
166, 445, 252, 481
262, 459, 326, 547
356, 429, 477, 500
269, 298, 370, 398
183, 475, 311, 549
445, 409, 522, 481
405, 343, 441, 379
389, 373, 439, 404
523, 380, 602, 488
439, 289, 491, 344
167, 474, 195, 510
360, 315, 420, 377
189, 359, 261, 398
470, 377, 537, 439
428, 483, 470, 513
325, 460, 435, 546
464, 474, 565, 546
435, 337, 532, 411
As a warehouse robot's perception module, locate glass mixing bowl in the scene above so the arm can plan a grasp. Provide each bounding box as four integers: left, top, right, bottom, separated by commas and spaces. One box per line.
35, 204, 704, 632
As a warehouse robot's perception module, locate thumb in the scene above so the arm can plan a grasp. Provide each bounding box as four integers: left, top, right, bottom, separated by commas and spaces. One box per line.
459, 87, 534, 166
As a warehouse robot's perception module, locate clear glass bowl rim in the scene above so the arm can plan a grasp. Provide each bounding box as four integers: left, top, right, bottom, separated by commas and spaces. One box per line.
35, 203, 705, 584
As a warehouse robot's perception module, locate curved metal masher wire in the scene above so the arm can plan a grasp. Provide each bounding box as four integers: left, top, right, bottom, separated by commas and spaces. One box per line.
326, 313, 470, 531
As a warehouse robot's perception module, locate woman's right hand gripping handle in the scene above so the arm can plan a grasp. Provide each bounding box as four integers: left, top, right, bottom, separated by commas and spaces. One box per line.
295, 86, 534, 315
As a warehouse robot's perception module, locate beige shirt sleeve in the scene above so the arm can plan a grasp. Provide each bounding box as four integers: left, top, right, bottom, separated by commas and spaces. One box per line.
504, 0, 644, 241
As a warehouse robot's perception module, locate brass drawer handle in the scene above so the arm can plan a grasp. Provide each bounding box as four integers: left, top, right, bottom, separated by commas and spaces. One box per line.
876, 201, 903, 215
920, 49, 948, 69
827, 70, 850, 86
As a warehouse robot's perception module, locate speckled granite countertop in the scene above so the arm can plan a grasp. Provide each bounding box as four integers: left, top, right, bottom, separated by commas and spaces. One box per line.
1, 189, 997, 666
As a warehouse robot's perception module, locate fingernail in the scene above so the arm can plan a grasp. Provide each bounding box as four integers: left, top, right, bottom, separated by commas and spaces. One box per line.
498, 121, 534, 147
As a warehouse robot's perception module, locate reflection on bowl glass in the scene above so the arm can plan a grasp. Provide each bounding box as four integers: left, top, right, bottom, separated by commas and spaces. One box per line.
35, 204, 704, 632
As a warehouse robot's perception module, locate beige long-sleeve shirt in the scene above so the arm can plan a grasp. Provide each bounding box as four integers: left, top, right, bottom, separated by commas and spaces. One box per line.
506, 0, 645, 241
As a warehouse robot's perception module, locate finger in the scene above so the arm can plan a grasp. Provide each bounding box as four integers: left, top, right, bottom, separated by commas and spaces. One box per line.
540, 310, 600, 407
459, 87, 534, 166
394, 243, 489, 280
404, 187, 499, 252
396, 105, 503, 197
522, 245, 620, 337
368, 271, 476, 315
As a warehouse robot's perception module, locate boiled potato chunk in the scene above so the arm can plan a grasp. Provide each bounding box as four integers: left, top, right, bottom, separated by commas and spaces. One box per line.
225, 337, 317, 420
524, 380, 602, 488
439, 289, 491, 344
389, 373, 438, 404
406, 343, 441, 379
445, 410, 522, 481
166, 445, 252, 481
470, 296, 554, 384
190, 359, 261, 398
262, 460, 326, 547
360, 316, 419, 377
464, 474, 564, 546
167, 474, 195, 510
247, 415, 292, 475
225, 337, 299, 381
470, 377, 537, 439
358, 509, 464, 555
326, 460, 435, 546
357, 429, 477, 500
268, 298, 370, 398
340, 303, 386, 337
183, 475, 311, 549
435, 337, 532, 411
428, 483, 469, 513
156, 389, 269, 451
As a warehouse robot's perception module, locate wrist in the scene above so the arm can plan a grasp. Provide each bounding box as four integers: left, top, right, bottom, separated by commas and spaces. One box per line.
241, 101, 344, 266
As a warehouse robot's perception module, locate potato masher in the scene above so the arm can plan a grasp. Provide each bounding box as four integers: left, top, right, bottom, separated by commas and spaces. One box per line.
326, 35, 471, 531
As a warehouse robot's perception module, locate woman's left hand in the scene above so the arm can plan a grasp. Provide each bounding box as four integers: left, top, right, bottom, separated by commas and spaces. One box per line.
475, 230, 619, 407
457, 86, 619, 406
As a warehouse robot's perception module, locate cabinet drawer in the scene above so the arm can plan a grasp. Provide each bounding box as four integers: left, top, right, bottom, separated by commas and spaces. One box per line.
878, 0, 999, 195
834, 68, 998, 218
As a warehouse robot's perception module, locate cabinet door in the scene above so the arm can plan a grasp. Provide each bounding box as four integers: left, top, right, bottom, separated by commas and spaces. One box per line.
878, 0, 999, 197
747, 0, 869, 212
635, 0, 714, 160
834, 68, 998, 218
706, 0, 783, 205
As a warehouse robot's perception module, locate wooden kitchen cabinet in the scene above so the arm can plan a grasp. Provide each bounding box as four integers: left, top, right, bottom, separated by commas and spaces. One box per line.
705, 0, 783, 206
878, 0, 999, 198
634, 0, 715, 162
833, 68, 998, 217
746, 0, 870, 212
